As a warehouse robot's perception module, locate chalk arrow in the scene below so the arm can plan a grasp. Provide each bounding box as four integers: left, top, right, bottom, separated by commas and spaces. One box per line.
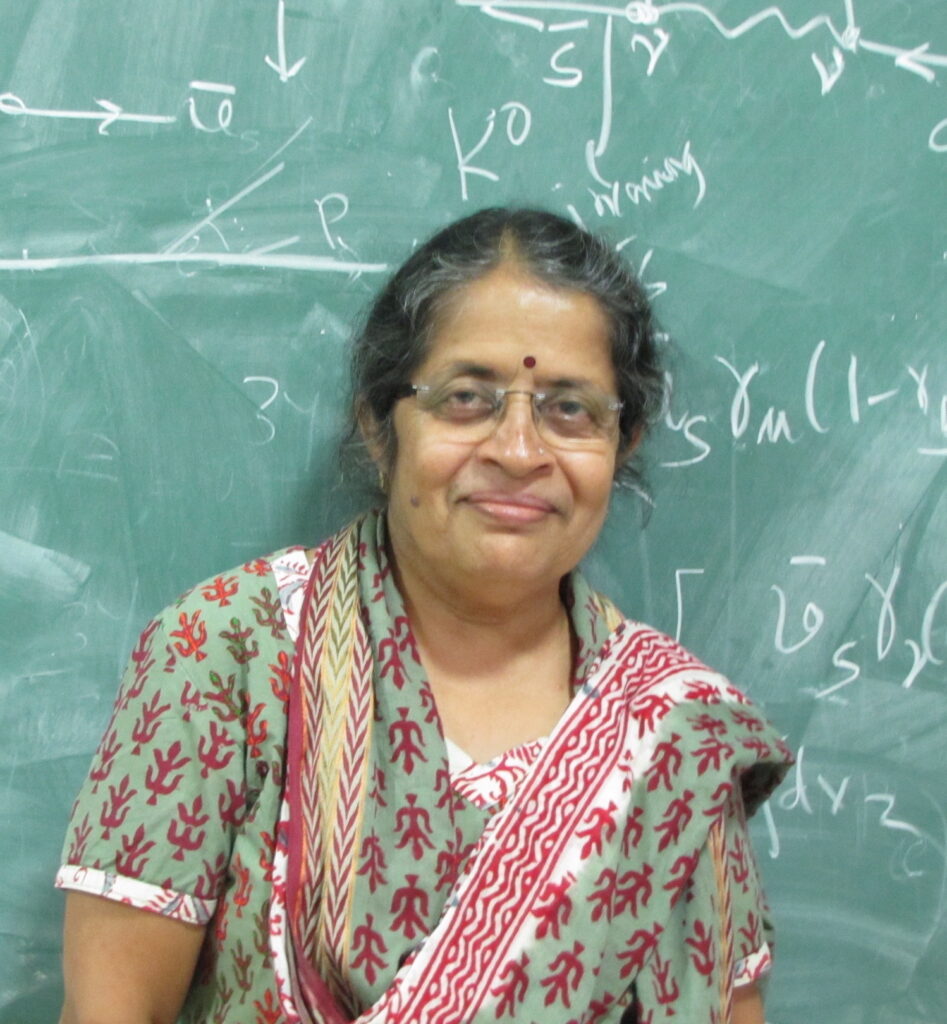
895, 43, 938, 83
265, 0, 307, 82
0, 91, 177, 133
811, 46, 845, 94
94, 98, 123, 134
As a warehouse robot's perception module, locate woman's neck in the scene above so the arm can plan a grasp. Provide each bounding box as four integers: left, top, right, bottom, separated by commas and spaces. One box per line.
389, 540, 569, 672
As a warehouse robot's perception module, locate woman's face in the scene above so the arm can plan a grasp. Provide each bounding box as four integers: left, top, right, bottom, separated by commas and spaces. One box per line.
382, 263, 622, 604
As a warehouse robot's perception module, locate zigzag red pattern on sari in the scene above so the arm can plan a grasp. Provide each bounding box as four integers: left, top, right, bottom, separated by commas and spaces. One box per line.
369, 625, 741, 1023
380, 625, 650, 1021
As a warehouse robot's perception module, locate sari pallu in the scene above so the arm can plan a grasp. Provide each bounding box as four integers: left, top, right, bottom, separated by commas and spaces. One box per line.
273, 514, 793, 1024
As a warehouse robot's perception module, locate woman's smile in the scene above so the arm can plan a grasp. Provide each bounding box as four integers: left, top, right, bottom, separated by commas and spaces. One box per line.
461, 488, 559, 526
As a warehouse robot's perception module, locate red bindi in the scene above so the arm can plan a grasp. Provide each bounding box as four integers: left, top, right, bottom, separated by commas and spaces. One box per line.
523, 355, 536, 368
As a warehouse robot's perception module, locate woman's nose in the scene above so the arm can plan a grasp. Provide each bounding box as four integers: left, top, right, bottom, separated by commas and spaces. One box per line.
476, 392, 552, 471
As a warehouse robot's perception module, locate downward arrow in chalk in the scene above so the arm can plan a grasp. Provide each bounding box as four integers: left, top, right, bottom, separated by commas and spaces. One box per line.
265, 0, 307, 82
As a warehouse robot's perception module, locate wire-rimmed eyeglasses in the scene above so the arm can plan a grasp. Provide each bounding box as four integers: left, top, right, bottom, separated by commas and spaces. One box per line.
396, 378, 623, 449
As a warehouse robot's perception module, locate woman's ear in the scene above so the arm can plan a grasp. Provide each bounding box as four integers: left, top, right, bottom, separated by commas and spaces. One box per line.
614, 426, 643, 473
357, 399, 388, 472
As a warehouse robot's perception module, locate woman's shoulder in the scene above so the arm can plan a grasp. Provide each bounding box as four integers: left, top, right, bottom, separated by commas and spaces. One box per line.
137, 546, 315, 667
165, 546, 309, 611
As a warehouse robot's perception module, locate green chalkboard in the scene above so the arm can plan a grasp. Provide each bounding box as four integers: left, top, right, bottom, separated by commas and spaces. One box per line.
1, 2, 945, 1021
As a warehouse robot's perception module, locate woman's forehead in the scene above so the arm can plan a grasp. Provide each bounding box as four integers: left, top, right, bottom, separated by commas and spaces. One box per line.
421, 265, 614, 384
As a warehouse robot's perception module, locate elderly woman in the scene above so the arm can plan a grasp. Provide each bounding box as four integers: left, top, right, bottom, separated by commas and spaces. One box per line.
58, 208, 791, 1024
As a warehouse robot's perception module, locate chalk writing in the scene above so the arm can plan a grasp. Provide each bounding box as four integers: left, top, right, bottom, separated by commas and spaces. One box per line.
759, 555, 947, 698
671, 343, 947, 459
673, 567, 704, 643
457, 1, 947, 85
586, 138, 706, 215
630, 26, 670, 76
544, 40, 584, 87
771, 583, 824, 655
186, 81, 236, 134
410, 46, 442, 93
811, 45, 845, 94
163, 163, 284, 255
715, 358, 758, 441
661, 411, 710, 468
250, 117, 314, 177
866, 566, 899, 661
448, 102, 533, 200
930, 116, 947, 152
771, 745, 945, 877
243, 377, 279, 444
314, 194, 350, 250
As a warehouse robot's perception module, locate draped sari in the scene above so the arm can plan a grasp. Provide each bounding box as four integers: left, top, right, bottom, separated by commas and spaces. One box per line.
59, 512, 791, 1023
274, 514, 792, 1023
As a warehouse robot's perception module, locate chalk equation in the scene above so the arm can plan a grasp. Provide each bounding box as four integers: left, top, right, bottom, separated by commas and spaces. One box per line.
456, 1, 947, 85
451, 0, 947, 205
673, 555, 946, 695
0, 79, 240, 137
762, 744, 945, 885
0, 1, 305, 137
660, 340, 947, 468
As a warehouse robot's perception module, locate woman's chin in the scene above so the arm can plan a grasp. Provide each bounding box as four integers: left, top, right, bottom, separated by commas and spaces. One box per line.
453, 535, 569, 594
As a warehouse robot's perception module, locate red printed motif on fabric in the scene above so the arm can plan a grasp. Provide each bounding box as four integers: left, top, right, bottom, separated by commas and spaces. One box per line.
449, 737, 544, 810
201, 574, 240, 606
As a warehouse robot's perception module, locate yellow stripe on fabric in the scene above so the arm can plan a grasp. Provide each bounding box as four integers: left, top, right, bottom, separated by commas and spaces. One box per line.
709, 815, 735, 1024
309, 522, 375, 1011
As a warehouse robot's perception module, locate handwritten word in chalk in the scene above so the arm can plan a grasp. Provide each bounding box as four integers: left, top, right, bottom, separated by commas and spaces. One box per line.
586, 139, 707, 216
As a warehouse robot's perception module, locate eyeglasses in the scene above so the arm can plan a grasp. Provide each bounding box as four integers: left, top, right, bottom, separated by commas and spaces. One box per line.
396, 378, 623, 449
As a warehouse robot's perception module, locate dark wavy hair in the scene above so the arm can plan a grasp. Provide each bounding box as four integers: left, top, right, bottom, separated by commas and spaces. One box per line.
345, 207, 665, 490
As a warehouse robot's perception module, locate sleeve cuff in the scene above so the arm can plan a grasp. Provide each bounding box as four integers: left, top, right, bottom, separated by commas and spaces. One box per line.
734, 942, 773, 987
55, 864, 216, 926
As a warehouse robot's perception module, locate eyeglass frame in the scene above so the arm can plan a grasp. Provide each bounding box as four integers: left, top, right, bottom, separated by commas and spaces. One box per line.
394, 380, 625, 448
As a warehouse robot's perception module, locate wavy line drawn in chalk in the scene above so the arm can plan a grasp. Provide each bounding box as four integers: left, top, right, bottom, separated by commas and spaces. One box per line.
0, 92, 177, 135
455, 0, 947, 83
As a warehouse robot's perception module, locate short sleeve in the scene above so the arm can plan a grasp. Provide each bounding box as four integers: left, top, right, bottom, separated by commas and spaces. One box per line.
56, 573, 276, 926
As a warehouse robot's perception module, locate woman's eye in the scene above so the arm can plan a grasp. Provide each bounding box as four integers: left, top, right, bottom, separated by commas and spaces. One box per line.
547, 395, 594, 422
448, 389, 482, 405
436, 386, 494, 418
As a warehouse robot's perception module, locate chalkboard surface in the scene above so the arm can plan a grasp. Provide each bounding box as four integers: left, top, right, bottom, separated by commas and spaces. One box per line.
1, 2, 944, 1021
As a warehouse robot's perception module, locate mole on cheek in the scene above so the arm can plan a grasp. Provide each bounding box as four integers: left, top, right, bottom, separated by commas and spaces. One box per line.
410, 496, 420, 508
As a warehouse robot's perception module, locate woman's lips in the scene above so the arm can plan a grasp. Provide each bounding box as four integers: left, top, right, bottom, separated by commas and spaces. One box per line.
464, 490, 558, 524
